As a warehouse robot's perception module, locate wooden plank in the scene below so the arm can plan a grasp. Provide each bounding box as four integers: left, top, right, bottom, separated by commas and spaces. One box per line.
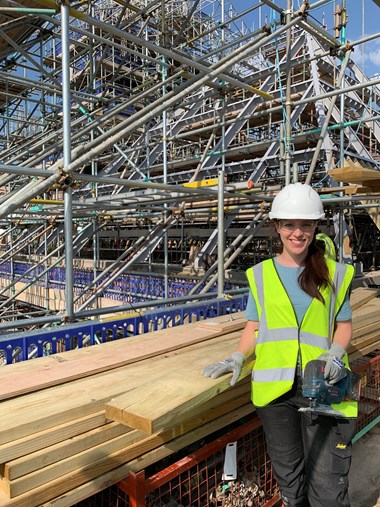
353, 314, 380, 331
196, 315, 246, 332
127, 405, 256, 475
0, 404, 255, 506
0, 412, 106, 465
3, 422, 132, 481
357, 186, 380, 193
104, 322, 378, 435
106, 373, 250, 427
5, 393, 250, 497
350, 287, 380, 311
0, 294, 372, 406
349, 332, 380, 361
5, 379, 250, 481
0, 394, 253, 499
0, 309, 377, 505
349, 342, 380, 362
344, 185, 380, 195
352, 321, 380, 341
105, 343, 254, 434
39, 412, 261, 507
329, 165, 380, 183
0, 430, 144, 498
349, 331, 380, 355
0, 316, 245, 402
0, 333, 239, 446
352, 300, 380, 329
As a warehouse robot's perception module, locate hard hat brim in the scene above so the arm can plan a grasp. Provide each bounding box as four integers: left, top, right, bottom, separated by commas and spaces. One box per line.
269, 212, 325, 220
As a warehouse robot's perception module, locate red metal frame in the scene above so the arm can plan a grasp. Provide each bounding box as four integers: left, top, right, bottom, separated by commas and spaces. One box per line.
123, 471, 146, 507
118, 416, 278, 506
353, 352, 380, 432
146, 417, 263, 493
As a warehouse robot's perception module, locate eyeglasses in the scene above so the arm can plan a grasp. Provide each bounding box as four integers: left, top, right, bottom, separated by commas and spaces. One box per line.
278, 221, 317, 232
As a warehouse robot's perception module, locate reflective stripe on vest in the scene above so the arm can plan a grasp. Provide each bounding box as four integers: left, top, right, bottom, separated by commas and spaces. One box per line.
246, 259, 357, 417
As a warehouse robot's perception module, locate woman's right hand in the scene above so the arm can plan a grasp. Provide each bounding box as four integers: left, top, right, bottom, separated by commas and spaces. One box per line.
202, 351, 245, 386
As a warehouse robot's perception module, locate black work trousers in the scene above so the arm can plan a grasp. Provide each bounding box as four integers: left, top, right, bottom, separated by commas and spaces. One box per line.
255, 377, 356, 507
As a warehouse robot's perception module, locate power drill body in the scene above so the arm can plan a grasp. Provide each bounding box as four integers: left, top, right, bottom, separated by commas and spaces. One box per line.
300, 359, 360, 417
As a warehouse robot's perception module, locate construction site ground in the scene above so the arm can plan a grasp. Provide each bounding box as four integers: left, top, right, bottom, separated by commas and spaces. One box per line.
349, 424, 380, 507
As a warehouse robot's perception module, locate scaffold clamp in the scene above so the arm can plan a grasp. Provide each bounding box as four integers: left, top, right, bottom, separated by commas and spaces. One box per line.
51, 172, 73, 191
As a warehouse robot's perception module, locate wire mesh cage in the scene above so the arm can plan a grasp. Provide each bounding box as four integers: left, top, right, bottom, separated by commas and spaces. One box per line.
352, 351, 380, 434
74, 415, 280, 507
140, 418, 278, 506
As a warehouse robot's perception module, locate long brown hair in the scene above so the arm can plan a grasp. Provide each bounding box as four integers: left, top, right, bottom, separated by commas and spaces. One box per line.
298, 238, 333, 302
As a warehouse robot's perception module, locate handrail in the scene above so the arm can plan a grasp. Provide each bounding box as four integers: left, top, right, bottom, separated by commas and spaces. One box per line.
0, 294, 248, 365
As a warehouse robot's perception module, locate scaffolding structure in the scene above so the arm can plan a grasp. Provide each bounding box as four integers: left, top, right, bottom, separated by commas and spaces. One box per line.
0, 0, 380, 331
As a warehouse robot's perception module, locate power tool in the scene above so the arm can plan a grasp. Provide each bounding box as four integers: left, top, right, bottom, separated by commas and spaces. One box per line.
299, 359, 361, 417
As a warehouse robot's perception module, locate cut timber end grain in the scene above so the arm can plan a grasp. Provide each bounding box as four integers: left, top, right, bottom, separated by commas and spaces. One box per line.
105, 355, 254, 435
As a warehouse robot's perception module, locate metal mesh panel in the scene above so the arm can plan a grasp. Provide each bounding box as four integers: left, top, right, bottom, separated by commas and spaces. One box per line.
73, 485, 130, 507
135, 418, 277, 507
140, 419, 278, 506
74, 418, 278, 506
352, 351, 380, 433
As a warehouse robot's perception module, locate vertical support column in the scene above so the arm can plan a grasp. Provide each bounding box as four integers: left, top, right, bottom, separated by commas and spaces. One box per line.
217, 0, 226, 298
61, 0, 74, 319
41, 38, 50, 312
161, 0, 169, 298
338, 1, 348, 263
44, 222, 49, 311
9, 217, 15, 309
118, 471, 146, 507
292, 161, 298, 183
89, 1, 99, 303
284, 0, 293, 185
217, 168, 225, 299
5, 79, 9, 142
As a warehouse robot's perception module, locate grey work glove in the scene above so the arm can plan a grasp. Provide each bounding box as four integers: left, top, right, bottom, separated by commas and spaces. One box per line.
317, 343, 347, 385
202, 352, 245, 386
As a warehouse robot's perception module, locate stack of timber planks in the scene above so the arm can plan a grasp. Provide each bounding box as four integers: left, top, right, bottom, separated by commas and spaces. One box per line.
0, 287, 378, 506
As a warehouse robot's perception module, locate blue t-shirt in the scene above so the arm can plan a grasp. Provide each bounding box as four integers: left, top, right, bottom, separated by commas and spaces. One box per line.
245, 258, 352, 324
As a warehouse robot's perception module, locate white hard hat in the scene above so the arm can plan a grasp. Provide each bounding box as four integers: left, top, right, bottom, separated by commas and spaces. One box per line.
269, 183, 325, 220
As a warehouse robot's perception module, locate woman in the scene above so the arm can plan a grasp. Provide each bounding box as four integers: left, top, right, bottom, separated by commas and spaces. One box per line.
203, 183, 357, 507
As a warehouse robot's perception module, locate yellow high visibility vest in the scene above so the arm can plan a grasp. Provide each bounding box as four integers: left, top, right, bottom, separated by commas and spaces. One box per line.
316, 233, 337, 260
246, 258, 357, 417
